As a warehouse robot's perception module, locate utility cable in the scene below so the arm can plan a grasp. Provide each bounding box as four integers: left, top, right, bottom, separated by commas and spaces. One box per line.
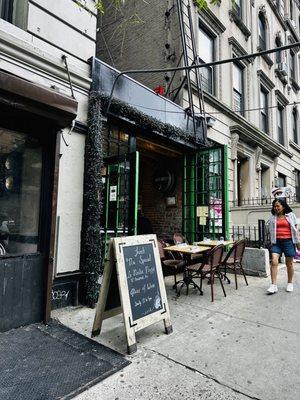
105, 41, 300, 115
109, 99, 300, 116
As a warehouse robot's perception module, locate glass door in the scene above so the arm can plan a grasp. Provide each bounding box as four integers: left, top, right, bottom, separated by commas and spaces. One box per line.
183, 145, 229, 242
101, 151, 139, 261
0, 126, 54, 332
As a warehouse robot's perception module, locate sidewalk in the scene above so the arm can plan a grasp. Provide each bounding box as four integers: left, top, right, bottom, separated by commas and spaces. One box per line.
53, 263, 300, 400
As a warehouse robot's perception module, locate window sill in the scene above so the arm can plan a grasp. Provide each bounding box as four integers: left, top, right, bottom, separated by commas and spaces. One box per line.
275, 69, 288, 85
285, 17, 300, 42
228, 10, 251, 40
289, 140, 300, 153
257, 47, 274, 67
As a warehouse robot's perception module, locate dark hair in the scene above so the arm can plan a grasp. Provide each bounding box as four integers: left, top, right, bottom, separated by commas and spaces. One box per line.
271, 198, 293, 215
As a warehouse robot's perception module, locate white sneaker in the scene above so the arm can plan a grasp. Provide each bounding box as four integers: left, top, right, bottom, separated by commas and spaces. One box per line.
267, 284, 278, 294
286, 283, 293, 292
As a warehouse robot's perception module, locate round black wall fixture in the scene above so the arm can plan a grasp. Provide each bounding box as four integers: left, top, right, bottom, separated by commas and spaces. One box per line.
152, 166, 176, 195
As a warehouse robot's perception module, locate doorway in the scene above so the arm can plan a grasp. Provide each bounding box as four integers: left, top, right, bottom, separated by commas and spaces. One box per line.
0, 110, 55, 332
100, 123, 229, 258
137, 138, 182, 241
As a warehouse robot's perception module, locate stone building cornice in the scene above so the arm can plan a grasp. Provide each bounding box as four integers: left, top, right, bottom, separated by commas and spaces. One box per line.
289, 140, 300, 153
257, 69, 275, 91
285, 17, 300, 42
228, 10, 251, 40
230, 124, 293, 158
198, 8, 226, 34
228, 37, 253, 64
275, 89, 289, 106
0, 26, 92, 91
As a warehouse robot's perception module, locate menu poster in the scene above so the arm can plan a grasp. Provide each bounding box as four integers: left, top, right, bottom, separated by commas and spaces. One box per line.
123, 243, 162, 322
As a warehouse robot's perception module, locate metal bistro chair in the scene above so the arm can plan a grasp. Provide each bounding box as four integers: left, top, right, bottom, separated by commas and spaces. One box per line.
221, 239, 248, 289
157, 239, 186, 293
186, 244, 226, 302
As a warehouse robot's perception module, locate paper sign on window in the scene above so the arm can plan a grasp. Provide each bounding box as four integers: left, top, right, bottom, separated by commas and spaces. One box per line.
109, 186, 117, 201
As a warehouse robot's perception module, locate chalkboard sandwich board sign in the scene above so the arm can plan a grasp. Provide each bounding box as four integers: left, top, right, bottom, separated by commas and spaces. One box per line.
92, 234, 173, 354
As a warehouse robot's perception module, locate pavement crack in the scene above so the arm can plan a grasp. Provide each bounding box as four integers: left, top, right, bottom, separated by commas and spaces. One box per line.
151, 348, 263, 400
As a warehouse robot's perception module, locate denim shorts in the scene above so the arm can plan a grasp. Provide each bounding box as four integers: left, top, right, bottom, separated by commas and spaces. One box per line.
271, 239, 296, 258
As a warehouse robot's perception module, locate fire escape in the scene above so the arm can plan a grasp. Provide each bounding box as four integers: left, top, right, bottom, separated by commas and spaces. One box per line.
165, 0, 208, 145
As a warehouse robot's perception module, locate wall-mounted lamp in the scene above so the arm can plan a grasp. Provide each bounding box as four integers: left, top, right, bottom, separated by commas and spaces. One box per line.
206, 116, 216, 128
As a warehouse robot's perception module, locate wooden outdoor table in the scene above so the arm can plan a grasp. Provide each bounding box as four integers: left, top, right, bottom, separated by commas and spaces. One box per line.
195, 240, 235, 247
163, 244, 212, 296
164, 244, 212, 254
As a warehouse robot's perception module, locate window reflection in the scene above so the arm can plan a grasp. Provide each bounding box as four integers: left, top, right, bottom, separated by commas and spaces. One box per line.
0, 128, 42, 255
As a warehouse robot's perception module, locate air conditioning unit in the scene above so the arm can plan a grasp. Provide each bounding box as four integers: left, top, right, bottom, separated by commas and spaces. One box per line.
276, 62, 288, 76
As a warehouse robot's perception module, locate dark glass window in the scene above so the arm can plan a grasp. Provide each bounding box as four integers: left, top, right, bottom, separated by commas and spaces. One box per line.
232, 0, 242, 18
293, 108, 298, 144
198, 26, 214, 94
260, 87, 268, 133
0, 0, 13, 22
290, 50, 295, 80
0, 128, 43, 255
104, 125, 130, 158
0, 0, 26, 28
233, 63, 243, 114
277, 104, 284, 145
277, 173, 286, 187
275, 37, 282, 64
258, 13, 267, 50
290, 0, 293, 21
276, 0, 281, 11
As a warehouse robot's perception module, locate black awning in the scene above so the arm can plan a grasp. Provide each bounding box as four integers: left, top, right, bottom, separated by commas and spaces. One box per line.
0, 70, 78, 127
90, 57, 206, 146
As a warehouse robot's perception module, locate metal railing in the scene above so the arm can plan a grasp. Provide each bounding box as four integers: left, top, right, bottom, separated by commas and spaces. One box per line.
231, 220, 267, 248
230, 194, 300, 207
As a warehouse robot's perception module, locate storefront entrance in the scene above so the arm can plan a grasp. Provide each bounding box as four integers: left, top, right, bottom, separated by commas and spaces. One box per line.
0, 109, 55, 332
100, 124, 229, 260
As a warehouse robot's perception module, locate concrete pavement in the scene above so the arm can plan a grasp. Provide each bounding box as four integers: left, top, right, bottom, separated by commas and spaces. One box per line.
53, 263, 300, 400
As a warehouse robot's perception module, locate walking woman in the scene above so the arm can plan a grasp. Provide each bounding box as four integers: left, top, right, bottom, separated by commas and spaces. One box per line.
267, 198, 300, 294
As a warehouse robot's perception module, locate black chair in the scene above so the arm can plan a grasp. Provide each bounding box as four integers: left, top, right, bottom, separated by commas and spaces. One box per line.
221, 239, 248, 289
186, 244, 226, 302
157, 239, 185, 292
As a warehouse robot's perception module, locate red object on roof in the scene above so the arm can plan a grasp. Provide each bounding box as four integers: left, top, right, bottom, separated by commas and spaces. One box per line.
154, 85, 165, 95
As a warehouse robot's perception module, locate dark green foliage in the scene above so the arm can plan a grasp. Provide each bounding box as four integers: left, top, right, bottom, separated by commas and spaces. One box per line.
100, 93, 198, 145
80, 93, 103, 307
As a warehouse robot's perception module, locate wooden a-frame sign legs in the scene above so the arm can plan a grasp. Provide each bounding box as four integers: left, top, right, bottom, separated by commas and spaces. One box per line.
92, 235, 173, 354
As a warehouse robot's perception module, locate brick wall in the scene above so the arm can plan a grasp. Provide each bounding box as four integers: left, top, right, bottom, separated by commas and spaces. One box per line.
97, 0, 182, 98
139, 153, 182, 240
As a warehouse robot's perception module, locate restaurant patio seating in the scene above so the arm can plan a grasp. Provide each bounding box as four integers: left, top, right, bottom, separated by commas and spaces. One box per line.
221, 239, 248, 289
185, 244, 226, 302
157, 239, 185, 292
173, 232, 203, 262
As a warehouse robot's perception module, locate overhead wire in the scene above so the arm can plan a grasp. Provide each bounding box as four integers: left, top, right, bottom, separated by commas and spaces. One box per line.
111, 99, 300, 116
105, 41, 300, 115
